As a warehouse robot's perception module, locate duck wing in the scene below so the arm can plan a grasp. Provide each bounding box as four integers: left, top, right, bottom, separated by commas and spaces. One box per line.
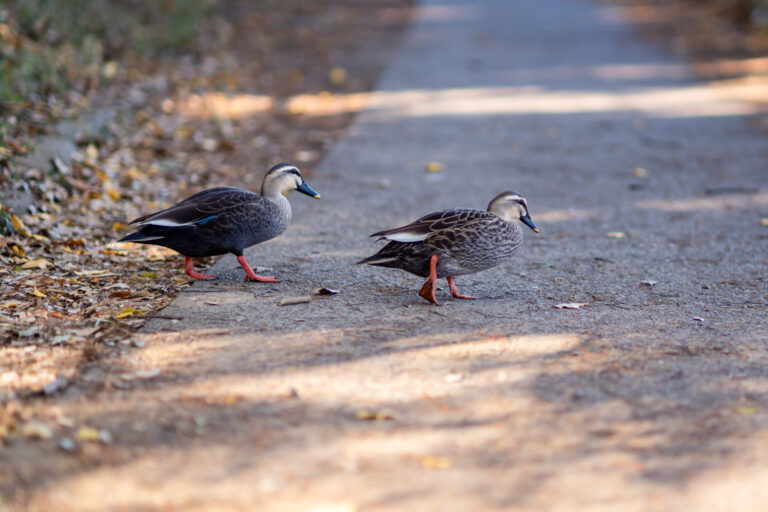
370, 209, 480, 243
130, 187, 261, 228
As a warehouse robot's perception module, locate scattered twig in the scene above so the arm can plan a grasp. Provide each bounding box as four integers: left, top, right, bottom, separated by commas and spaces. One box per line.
251, 288, 277, 298
279, 296, 312, 306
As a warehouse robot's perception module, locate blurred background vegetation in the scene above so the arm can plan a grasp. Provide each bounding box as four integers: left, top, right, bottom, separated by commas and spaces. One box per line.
0, 0, 219, 232
0, 0, 215, 106
698, 0, 768, 27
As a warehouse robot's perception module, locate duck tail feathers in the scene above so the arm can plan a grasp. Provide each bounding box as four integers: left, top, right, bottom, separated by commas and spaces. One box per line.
118, 232, 164, 243
356, 254, 398, 266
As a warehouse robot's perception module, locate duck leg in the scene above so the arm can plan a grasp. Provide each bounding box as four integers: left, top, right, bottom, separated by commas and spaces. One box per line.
418, 254, 441, 306
184, 256, 217, 280
236, 255, 280, 283
447, 276, 477, 300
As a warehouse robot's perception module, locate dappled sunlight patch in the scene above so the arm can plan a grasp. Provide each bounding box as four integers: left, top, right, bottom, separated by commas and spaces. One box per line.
692, 57, 768, 78
634, 192, 768, 213
179, 92, 274, 119
533, 207, 599, 223
679, 458, 768, 510
375, 332, 583, 361
418, 4, 479, 23
286, 92, 371, 116
358, 82, 768, 119
501, 333, 582, 357
177, 62, 768, 123
121, 328, 585, 408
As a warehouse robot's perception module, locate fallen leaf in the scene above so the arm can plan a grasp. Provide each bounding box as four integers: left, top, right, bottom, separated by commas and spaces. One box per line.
355, 408, 399, 421
11, 214, 25, 232
116, 307, 143, 319
139, 271, 157, 278
224, 394, 241, 406
30, 288, 47, 299
553, 302, 589, 309
85, 144, 99, 161
75, 269, 111, 276
313, 287, 339, 296
75, 427, 97, 441
21, 258, 52, 270
425, 162, 445, 173
736, 406, 757, 415
11, 244, 26, 257
22, 421, 54, 440
0, 302, 18, 309
420, 455, 452, 469
279, 296, 312, 306
75, 426, 110, 443
329, 66, 347, 85
30, 233, 51, 243
105, 186, 121, 201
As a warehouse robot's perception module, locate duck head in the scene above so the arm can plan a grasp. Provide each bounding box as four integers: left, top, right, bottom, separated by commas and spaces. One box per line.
487, 191, 539, 232
261, 163, 321, 200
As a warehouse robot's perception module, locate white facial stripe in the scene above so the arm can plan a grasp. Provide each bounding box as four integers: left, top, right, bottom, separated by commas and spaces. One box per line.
270, 164, 299, 175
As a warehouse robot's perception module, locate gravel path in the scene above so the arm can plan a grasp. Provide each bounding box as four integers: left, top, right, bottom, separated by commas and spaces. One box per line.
24, 0, 768, 509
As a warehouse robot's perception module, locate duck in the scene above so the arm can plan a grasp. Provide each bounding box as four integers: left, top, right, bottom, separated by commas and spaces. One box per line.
357, 191, 538, 305
119, 162, 320, 282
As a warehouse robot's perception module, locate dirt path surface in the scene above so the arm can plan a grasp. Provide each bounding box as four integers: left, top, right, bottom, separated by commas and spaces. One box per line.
8, 0, 768, 510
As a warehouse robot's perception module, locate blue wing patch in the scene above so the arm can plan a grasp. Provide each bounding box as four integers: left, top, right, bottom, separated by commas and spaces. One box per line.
194, 215, 217, 226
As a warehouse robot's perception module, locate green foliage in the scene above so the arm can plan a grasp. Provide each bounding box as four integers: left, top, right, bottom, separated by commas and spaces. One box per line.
9, 0, 215, 56
0, 0, 216, 110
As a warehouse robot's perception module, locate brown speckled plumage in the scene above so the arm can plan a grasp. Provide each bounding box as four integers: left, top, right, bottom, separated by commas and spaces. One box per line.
358, 191, 538, 304
361, 208, 523, 278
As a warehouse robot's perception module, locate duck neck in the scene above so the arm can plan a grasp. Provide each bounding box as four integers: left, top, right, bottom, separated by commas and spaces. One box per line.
488, 206, 513, 223
264, 190, 292, 222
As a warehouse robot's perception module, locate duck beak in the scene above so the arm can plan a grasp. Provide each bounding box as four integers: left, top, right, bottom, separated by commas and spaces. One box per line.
297, 181, 321, 199
521, 214, 539, 233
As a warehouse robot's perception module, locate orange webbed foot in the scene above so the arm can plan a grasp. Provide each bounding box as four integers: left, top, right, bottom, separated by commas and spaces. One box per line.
184, 256, 217, 280
419, 278, 440, 306
447, 276, 477, 300
237, 255, 280, 283
418, 254, 441, 305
